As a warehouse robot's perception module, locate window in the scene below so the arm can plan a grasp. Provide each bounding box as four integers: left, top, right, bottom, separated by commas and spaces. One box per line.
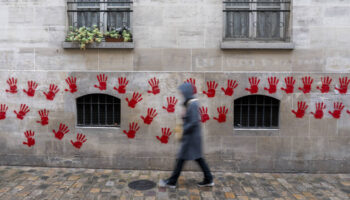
67, 0, 132, 32
234, 95, 279, 129
223, 0, 291, 41
77, 94, 121, 127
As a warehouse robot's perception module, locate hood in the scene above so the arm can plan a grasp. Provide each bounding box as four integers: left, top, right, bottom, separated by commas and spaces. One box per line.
178, 82, 194, 100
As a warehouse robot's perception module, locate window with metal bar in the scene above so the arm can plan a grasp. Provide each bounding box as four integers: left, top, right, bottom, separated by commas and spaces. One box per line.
67, 0, 132, 32
234, 95, 279, 129
77, 94, 121, 127
223, 0, 291, 41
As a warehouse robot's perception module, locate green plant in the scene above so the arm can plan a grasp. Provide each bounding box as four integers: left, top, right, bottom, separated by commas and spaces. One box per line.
104, 30, 121, 39
65, 26, 103, 49
122, 29, 132, 42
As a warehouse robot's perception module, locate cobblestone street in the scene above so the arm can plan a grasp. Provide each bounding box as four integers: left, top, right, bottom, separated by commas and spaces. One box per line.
0, 166, 349, 200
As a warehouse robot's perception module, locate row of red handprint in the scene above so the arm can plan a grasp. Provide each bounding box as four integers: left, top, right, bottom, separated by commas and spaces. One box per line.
122, 122, 172, 144
292, 101, 350, 119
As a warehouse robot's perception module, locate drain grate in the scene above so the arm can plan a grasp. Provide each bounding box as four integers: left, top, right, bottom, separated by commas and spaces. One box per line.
128, 180, 156, 191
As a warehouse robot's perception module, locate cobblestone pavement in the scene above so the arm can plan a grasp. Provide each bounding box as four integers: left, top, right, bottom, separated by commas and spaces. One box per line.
0, 166, 349, 200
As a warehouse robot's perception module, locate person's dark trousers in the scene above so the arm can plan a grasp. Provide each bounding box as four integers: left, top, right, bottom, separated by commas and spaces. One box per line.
168, 158, 213, 184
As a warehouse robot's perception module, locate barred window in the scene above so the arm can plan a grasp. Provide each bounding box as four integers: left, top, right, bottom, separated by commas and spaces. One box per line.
234, 95, 279, 129
223, 0, 291, 41
67, 0, 132, 32
77, 94, 121, 127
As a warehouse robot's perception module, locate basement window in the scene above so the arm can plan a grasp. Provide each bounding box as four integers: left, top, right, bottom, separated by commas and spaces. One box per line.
234, 95, 279, 129
77, 94, 120, 127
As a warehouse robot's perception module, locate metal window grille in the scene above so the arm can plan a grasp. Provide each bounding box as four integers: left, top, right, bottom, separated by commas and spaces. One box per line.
67, 0, 133, 32
223, 0, 291, 41
77, 94, 121, 127
234, 95, 279, 129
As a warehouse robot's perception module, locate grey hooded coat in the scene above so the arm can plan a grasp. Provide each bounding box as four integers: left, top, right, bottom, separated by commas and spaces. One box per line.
177, 83, 203, 160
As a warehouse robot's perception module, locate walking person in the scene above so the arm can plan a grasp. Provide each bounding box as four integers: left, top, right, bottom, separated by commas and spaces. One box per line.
159, 82, 214, 188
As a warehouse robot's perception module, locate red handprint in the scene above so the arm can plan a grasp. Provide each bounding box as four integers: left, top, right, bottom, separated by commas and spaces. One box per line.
281, 76, 295, 94
213, 106, 228, 123
310, 102, 326, 119
14, 104, 30, 120
126, 92, 143, 108
292, 101, 308, 118
52, 123, 70, 140
23, 130, 35, 147
299, 76, 313, 94
199, 106, 210, 123
347, 110, 350, 115
94, 74, 108, 91
114, 77, 129, 94
245, 77, 260, 94
43, 84, 59, 101
264, 77, 279, 94
203, 81, 218, 98
64, 77, 77, 93
335, 77, 350, 94
123, 122, 140, 139
162, 96, 178, 113
328, 102, 345, 119
156, 128, 172, 144
140, 108, 158, 125
23, 81, 38, 97
147, 77, 160, 95
5, 77, 18, 94
71, 133, 87, 149
185, 78, 197, 94
316, 76, 332, 93
221, 80, 238, 96
0, 104, 8, 120
36, 109, 49, 126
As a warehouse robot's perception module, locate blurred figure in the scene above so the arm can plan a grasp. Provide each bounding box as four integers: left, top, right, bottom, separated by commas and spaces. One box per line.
159, 83, 214, 188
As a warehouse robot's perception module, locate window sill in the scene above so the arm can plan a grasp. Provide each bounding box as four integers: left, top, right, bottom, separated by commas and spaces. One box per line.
221, 41, 294, 50
62, 42, 134, 49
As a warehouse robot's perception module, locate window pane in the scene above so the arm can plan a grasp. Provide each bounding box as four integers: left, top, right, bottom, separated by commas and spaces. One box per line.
249, 105, 256, 127
234, 104, 241, 127
77, 104, 84, 125
107, 12, 130, 30
226, 12, 249, 38
272, 105, 279, 127
77, 0, 100, 28
241, 105, 248, 127
92, 104, 99, 125
257, 11, 280, 39
84, 104, 91, 125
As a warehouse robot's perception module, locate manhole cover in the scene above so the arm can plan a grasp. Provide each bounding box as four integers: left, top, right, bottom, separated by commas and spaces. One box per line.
128, 180, 156, 191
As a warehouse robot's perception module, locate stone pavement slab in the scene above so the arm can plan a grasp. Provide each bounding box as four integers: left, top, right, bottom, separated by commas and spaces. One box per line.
0, 166, 348, 200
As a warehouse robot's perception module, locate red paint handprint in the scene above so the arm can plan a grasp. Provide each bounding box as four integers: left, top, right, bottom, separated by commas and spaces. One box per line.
213, 106, 228, 123
203, 81, 218, 98
264, 77, 279, 94
162, 96, 178, 113
140, 108, 158, 125
221, 80, 238, 96
23, 130, 35, 147
44, 84, 59, 101
14, 104, 30, 120
185, 78, 197, 94
71, 133, 87, 149
147, 77, 160, 95
156, 128, 172, 144
64, 77, 77, 93
347, 110, 350, 115
94, 74, 108, 91
126, 92, 143, 108
114, 77, 129, 94
311, 102, 326, 119
52, 123, 70, 140
0, 104, 8, 120
23, 81, 38, 97
199, 106, 210, 123
36, 109, 49, 126
335, 77, 350, 94
245, 77, 260, 94
292, 101, 308, 118
5, 77, 18, 94
328, 102, 345, 119
316, 76, 332, 93
299, 76, 313, 94
123, 122, 140, 139
281, 76, 295, 94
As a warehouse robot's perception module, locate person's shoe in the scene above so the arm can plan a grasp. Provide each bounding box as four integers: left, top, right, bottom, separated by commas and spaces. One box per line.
158, 179, 176, 189
197, 180, 214, 187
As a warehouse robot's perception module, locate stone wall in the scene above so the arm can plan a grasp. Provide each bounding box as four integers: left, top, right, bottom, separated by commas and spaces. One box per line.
0, 0, 350, 172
